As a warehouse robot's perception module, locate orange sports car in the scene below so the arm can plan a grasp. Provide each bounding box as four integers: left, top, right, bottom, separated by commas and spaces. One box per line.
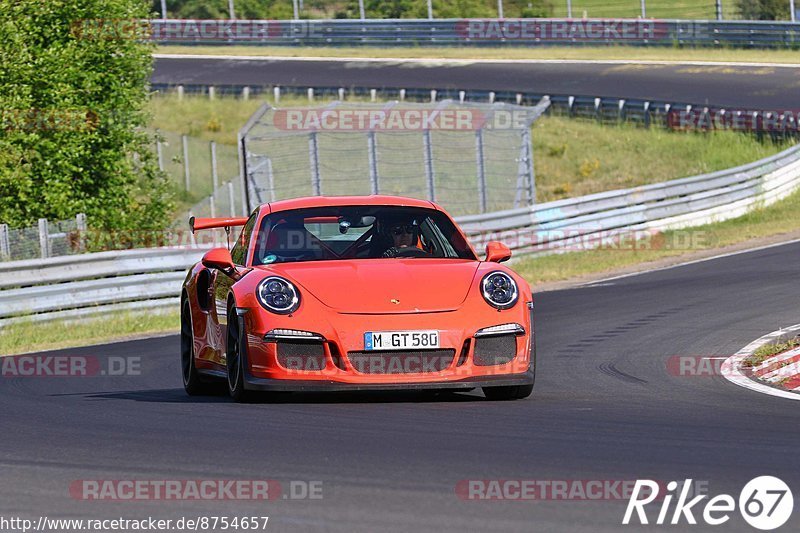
181, 195, 535, 402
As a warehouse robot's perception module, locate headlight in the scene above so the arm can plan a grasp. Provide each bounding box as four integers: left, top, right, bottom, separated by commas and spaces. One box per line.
481, 271, 519, 310
257, 276, 300, 314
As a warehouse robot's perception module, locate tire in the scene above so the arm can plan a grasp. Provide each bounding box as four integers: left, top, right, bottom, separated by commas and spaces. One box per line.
226, 308, 254, 403
181, 300, 214, 396
482, 383, 533, 401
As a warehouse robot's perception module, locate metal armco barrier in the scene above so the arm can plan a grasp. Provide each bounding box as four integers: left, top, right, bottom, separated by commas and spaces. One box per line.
147, 19, 800, 48
150, 85, 800, 139
2, 143, 799, 327
460, 143, 800, 253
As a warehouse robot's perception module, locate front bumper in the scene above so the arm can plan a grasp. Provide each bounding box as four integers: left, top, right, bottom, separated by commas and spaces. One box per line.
242, 366, 535, 392
237, 303, 536, 390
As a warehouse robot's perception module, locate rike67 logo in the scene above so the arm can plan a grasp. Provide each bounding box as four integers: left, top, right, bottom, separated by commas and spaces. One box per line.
623, 477, 793, 530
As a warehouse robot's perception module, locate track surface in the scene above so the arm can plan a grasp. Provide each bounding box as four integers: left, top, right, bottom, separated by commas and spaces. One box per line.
3, 242, 800, 532
152, 57, 800, 109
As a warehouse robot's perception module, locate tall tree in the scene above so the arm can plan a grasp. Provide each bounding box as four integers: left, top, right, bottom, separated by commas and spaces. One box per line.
0, 0, 172, 231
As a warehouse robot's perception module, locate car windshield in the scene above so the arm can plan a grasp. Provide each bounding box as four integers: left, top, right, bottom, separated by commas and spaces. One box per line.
252, 206, 476, 265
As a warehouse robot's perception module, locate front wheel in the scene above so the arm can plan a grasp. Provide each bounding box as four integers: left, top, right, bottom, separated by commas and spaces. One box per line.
482, 383, 533, 401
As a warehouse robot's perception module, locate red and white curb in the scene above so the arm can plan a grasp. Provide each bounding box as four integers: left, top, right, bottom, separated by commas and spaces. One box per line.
721, 324, 800, 401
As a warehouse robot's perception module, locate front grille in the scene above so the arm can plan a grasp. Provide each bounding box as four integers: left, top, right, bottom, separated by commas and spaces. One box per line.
474, 334, 517, 366
276, 340, 326, 371
347, 349, 456, 374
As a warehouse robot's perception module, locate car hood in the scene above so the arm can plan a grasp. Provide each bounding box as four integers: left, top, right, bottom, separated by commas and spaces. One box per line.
263, 259, 480, 314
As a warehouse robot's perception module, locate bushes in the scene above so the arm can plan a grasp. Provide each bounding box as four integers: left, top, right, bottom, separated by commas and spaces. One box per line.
0, 0, 173, 232
153, 0, 555, 19
736, 0, 791, 20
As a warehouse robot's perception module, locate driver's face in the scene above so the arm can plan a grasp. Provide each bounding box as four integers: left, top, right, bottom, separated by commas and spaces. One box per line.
390, 224, 415, 248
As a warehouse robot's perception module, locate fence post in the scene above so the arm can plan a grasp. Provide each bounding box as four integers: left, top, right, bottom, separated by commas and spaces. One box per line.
76, 213, 87, 253
618, 99, 626, 123
242, 86, 250, 100
156, 139, 164, 171
367, 130, 379, 194
38, 218, 50, 259
177, 85, 184, 100
423, 129, 436, 202
567, 0, 572, 18
228, 181, 236, 216
0, 224, 9, 260
238, 131, 250, 216
643, 101, 651, 128
273, 86, 281, 104
522, 128, 536, 206
209, 195, 216, 219
210, 141, 219, 191
208, 86, 216, 100
475, 129, 487, 213
309, 131, 322, 196
266, 157, 276, 202
182, 134, 191, 191
641, 0, 646, 18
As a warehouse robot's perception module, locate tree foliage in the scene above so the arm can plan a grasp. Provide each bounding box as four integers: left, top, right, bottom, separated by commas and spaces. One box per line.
736, 0, 791, 20
152, 0, 554, 19
0, 0, 173, 231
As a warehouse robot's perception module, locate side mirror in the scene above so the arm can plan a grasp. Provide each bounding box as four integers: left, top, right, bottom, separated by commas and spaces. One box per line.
485, 241, 512, 263
202, 247, 237, 276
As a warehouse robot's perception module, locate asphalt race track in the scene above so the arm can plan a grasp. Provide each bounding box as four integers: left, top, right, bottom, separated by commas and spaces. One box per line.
3, 241, 800, 532
152, 56, 800, 109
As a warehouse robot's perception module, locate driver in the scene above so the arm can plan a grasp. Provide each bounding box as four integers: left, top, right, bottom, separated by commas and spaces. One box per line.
379, 216, 423, 258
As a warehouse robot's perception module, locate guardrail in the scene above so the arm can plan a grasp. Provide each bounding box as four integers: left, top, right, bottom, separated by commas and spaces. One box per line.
2, 142, 799, 328
151, 84, 799, 140
148, 18, 800, 48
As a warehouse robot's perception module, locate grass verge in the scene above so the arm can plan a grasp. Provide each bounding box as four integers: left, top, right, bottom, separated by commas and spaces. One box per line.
743, 337, 800, 368
155, 45, 800, 65
0, 312, 180, 357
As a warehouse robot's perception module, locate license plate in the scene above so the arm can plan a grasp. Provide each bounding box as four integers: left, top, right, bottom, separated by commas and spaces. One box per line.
364, 330, 440, 351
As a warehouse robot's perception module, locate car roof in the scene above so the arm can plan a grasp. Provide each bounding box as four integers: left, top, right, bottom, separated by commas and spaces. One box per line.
263, 195, 439, 214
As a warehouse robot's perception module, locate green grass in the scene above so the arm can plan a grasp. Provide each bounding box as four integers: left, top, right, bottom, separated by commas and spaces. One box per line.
0, 312, 180, 357
514, 184, 800, 286
551, 0, 734, 19
155, 45, 800, 64
744, 337, 800, 368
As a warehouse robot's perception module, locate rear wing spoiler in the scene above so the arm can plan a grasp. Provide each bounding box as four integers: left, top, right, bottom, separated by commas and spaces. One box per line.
189, 216, 249, 234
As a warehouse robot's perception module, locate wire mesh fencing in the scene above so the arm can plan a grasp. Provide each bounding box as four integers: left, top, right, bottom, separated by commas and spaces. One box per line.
240, 99, 550, 217
0, 214, 86, 262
